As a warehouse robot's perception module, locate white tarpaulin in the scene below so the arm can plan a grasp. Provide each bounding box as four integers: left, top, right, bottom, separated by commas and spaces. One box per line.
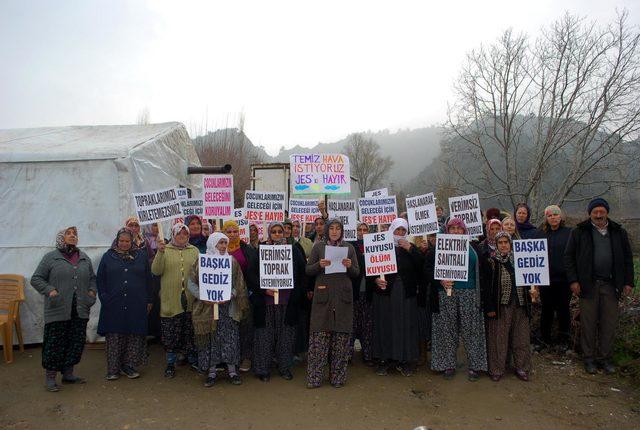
0, 122, 201, 343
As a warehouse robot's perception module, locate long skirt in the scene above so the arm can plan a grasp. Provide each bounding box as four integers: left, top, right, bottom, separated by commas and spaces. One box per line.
160, 312, 196, 360
431, 289, 488, 372
372, 278, 419, 363
239, 305, 254, 361
197, 302, 240, 371
105, 333, 148, 374
307, 331, 351, 386
41, 295, 88, 372
294, 307, 311, 355
253, 304, 295, 376
486, 301, 531, 376
351, 293, 373, 362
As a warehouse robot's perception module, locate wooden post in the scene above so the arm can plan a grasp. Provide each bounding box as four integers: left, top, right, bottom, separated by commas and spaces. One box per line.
213, 303, 219, 320
157, 222, 165, 243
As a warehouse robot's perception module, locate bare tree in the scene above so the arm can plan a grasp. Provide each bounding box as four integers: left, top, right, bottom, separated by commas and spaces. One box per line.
344, 133, 394, 197
446, 11, 640, 219
136, 107, 151, 125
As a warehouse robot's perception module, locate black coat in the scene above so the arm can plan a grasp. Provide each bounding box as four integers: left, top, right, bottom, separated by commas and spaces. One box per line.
349, 240, 376, 302
564, 219, 635, 298
371, 244, 424, 299
238, 242, 259, 293
544, 226, 572, 283
480, 256, 531, 318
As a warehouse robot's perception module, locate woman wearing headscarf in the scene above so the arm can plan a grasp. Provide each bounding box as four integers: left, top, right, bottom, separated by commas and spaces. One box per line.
185, 215, 208, 253
306, 218, 359, 388
350, 221, 375, 365
249, 223, 260, 249
97, 228, 153, 380
124, 216, 147, 252
202, 220, 212, 238
143, 223, 162, 339
539, 205, 572, 351
416, 233, 437, 366
31, 227, 97, 392
151, 223, 200, 378
480, 219, 503, 259
425, 218, 488, 381
371, 218, 424, 377
252, 222, 306, 381
222, 219, 259, 372
501, 216, 521, 240
482, 231, 532, 381
514, 203, 542, 239
188, 232, 249, 387
292, 220, 314, 258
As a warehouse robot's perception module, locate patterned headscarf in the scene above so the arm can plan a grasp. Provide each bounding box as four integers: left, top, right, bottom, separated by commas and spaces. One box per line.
55, 226, 78, 255
493, 231, 513, 264
170, 223, 190, 249
124, 216, 145, 247
111, 228, 136, 260
266, 221, 287, 245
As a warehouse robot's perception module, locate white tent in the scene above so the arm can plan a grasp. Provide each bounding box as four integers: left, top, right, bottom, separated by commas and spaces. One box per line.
0, 122, 201, 343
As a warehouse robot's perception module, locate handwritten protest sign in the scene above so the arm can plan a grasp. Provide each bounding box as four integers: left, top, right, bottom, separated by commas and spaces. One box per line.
180, 199, 204, 217
363, 232, 397, 276
176, 187, 189, 200
289, 199, 322, 223
358, 196, 397, 226
448, 193, 483, 237
365, 188, 388, 198
406, 193, 439, 236
245, 191, 286, 222
133, 187, 183, 225
434, 234, 469, 282
202, 175, 234, 219
259, 245, 294, 289
290, 153, 350, 194
198, 254, 233, 302
514, 239, 550, 286
233, 208, 250, 243
327, 199, 358, 240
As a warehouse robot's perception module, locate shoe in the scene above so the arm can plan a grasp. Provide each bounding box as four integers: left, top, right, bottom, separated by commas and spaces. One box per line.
515, 369, 529, 381
489, 373, 502, 382
45, 380, 60, 392
190, 362, 200, 372
164, 364, 176, 378
258, 374, 270, 382
121, 365, 140, 379
279, 369, 293, 380
443, 368, 455, 380
229, 374, 242, 385
396, 363, 414, 377
204, 376, 217, 387
331, 382, 344, 388
468, 370, 480, 382
375, 363, 389, 376
584, 361, 597, 375
105, 373, 120, 381
239, 359, 251, 372
602, 362, 616, 375
306, 383, 320, 389
61, 375, 86, 384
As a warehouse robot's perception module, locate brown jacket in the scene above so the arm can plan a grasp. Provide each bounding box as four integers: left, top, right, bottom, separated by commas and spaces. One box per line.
306, 241, 360, 334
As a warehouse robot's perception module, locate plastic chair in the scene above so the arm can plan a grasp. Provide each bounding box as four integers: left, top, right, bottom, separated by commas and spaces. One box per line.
0, 319, 12, 363
0, 274, 25, 362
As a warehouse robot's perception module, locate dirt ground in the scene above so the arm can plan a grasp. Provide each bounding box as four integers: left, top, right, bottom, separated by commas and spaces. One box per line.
1, 345, 639, 430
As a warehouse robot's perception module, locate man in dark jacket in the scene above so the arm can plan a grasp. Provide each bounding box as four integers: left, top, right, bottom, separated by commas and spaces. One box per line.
564, 198, 635, 375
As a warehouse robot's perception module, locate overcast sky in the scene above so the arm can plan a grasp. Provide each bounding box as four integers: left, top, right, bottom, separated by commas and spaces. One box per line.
1, 0, 638, 155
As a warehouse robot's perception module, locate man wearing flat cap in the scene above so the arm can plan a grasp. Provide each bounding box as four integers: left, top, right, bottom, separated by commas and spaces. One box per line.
564, 198, 635, 375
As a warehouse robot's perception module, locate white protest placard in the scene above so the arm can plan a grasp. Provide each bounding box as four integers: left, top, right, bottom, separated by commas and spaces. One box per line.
434, 234, 469, 282
259, 245, 294, 289
202, 175, 234, 220
289, 199, 322, 223
324, 245, 348, 274
180, 198, 204, 217
448, 193, 483, 237
514, 239, 550, 286
327, 199, 358, 241
198, 254, 233, 302
290, 153, 351, 194
406, 193, 439, 236
365, 188, 388, 198
133, 187, 184, 225
245, 191, 286, 222
358, 196, 397, 226
363, 232, 397, 276
234, 208, 250, 243
176, 187, 189, 200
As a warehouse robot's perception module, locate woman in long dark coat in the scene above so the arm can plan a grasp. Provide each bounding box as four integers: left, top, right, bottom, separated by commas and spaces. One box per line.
97, 228, 153, 380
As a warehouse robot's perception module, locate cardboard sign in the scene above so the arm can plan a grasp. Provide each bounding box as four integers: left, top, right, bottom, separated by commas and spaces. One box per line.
202, 175, 234, 219
176, 187, 189, 200
133, 187, 184, 225
365, 188, 388, 198
358, 196, 397, 226
245, 191, 286, 222
406, 193, 439, 236
259, 245, 294, 289
180, 199, 204, 217
234, 208, 250, 243
199, 254, 233, 302
290, 153, 351, 194
448, 193, 483, 237
514, 239, 550, 286
288, 199, 322, 223
327, 199, 358, 241
363, 232, 397, 276
434, 234, 469, 281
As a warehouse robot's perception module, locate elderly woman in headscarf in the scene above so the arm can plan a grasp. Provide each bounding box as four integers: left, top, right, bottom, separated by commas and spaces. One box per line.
371, 218, 424, 377
124, 216, 147, 252
184, 215, 208, 253
480, 219, 503, 259
222, 219, 259, 372
142, 223, 162, 339
350, 221, 375, 365
97, 228, 153, 380
291, 220, 314, 258
306, 218, 360, 388
188, 232, 249, 387
482, 231, 532, 381
252, 221, 306, 382
31, 226, 97, 392
201, 220, 212, 238
249, 223, 260, 249
151, 222, 200, 378
514, 203, 542, 239
425, 218, 488, 381
501, 216, 521, 240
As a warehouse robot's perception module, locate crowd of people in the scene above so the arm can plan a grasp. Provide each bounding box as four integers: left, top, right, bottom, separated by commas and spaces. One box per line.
30, 197, 635, 392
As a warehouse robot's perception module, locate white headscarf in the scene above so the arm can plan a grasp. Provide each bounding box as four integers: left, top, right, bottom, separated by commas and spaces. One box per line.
388, 217, 409, 245
206, 232, 229, 255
